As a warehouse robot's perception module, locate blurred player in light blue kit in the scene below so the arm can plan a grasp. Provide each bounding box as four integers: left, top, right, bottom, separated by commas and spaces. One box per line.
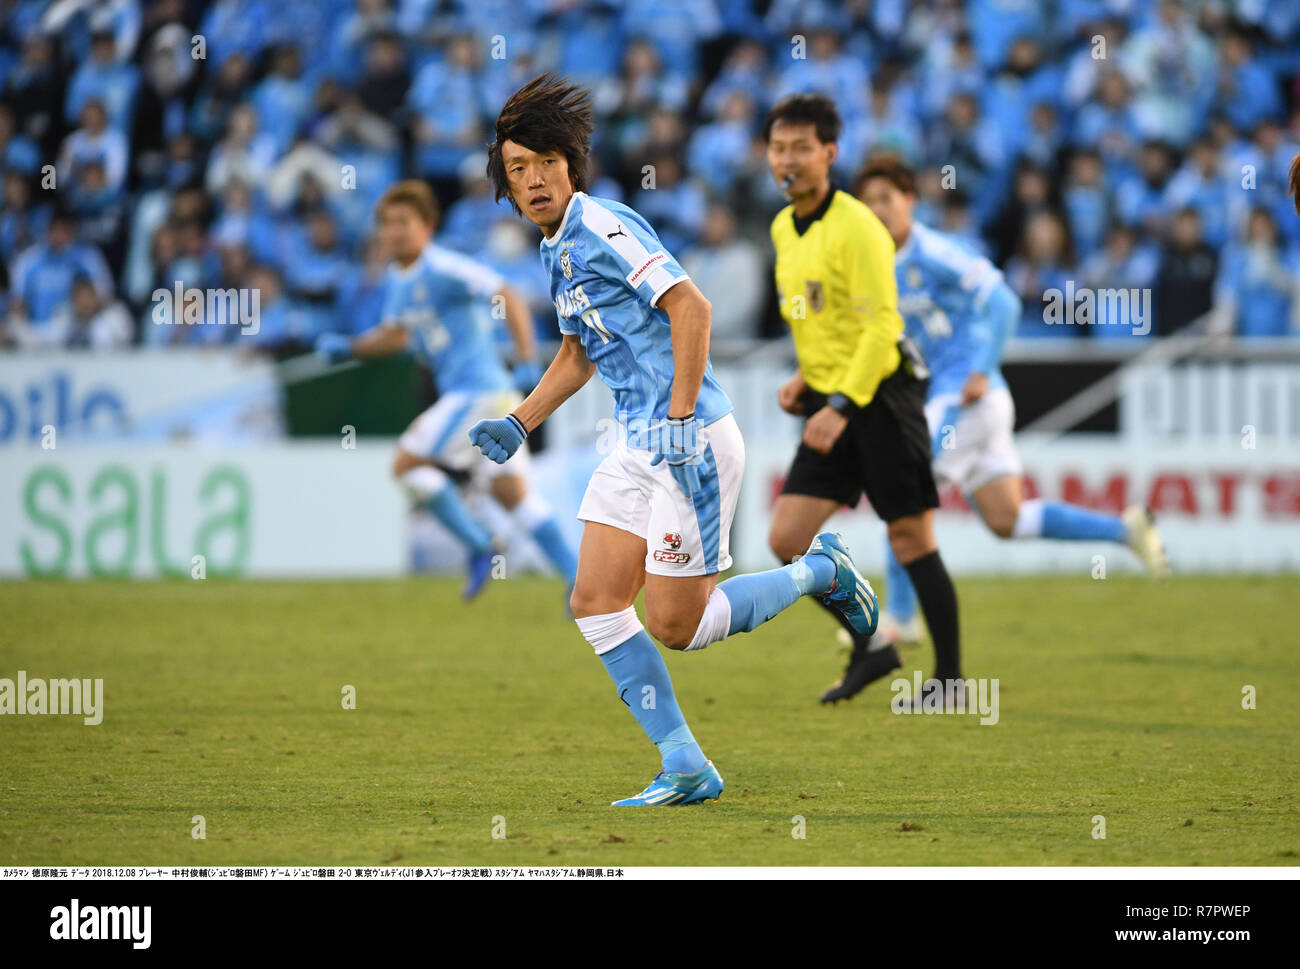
469, 75, 878, 806
854, 155, 1169, 665
316, 180, 578, 600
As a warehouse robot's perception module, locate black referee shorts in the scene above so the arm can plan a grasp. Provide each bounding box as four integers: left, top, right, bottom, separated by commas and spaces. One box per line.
780, 365, 939, 523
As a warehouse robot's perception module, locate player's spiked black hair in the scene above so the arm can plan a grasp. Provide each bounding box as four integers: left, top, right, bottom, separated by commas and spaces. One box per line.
488, 73, 593, 214
762, 92, 842, 145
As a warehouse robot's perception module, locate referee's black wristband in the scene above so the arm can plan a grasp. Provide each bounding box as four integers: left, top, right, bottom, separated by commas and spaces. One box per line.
506, 413, 528, 439
826, 393, 859, 418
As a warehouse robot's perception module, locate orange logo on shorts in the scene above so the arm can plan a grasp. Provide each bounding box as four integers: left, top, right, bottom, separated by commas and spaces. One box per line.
653, 550, 691, 564
654, 531, 688, 563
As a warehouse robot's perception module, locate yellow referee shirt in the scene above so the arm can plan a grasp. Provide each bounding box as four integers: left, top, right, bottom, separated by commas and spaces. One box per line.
771, 188, 903, 408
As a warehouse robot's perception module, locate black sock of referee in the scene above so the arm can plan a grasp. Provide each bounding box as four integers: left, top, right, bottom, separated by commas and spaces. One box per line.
903, 550, 960, 681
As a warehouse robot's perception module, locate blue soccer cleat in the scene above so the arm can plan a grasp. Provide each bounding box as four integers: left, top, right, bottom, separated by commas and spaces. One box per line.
805, 531, 879, 638
462, 540, 501, 601
611, 761, 725, 806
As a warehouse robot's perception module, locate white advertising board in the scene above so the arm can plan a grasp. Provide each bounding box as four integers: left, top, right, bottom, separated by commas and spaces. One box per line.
728, 436, 1300, 575
0, 350, 284, 446
3, 436, 1295, 579
1, 443, 404, 577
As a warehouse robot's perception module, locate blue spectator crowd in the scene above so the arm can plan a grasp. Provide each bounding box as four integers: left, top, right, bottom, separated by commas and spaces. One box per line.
2, 0, 1299, 355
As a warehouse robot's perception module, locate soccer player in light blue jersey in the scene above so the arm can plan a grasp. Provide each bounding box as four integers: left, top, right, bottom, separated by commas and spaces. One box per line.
846, 156, 1169, 686
468, 74, 879, 806
315, 180, 578, 600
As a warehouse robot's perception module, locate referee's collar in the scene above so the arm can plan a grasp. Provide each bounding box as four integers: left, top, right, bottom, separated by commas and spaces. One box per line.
792, 184, 837, 236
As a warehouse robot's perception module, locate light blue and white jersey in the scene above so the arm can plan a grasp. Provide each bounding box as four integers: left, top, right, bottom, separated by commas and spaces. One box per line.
380, 242, 512, 394
894, 220, 1010, 398
539, 192, 732, 446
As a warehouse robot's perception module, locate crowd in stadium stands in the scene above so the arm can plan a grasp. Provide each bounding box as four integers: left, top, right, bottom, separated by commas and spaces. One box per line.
2, 0, 1299, 355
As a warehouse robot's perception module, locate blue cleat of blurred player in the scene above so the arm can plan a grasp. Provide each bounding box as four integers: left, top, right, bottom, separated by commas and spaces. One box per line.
470, 74, 877, 805
847, 155, 1169, 688
315, 181, 578, 601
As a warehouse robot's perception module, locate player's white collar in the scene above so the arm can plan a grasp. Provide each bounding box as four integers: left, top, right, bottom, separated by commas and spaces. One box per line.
541, 192, 583, 248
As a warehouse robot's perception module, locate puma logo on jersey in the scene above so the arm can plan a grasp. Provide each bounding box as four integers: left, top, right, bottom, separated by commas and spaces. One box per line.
606, 225, 628, 240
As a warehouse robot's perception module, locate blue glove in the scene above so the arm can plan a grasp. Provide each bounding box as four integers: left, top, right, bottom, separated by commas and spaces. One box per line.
648, 414, 706, 498
512, 360, 542, 393
468, 414, 527, 464
315, 332, 353, 363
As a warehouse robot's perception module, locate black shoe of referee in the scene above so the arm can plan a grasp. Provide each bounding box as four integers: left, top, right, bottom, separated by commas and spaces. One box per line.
820, 640, 902, 704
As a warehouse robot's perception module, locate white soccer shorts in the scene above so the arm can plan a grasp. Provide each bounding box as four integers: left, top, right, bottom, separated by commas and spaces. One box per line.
926, 386, 1022, 494
576, 412, 745, 577
398, 388, 531, 485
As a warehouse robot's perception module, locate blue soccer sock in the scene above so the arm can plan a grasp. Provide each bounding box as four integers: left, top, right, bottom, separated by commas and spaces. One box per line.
511, 492, 578, 584
883, 537, 919, 623
587, 621, 707, 775
427, 483, 494, 555
718, 553, 836, 636
529, 519, 578, 585
1025, 499, 1128, 543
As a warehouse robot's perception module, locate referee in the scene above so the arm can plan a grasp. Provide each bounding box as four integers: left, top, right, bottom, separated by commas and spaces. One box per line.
763, 93, 962, 705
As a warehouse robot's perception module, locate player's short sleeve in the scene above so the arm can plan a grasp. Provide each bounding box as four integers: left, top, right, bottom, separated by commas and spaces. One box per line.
578, 199, 688, 308
921, 229, 1002, 309
427, 246, 507, 302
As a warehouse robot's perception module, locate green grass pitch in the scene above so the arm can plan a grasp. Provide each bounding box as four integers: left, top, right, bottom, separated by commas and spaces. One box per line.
1, 575, 1297, 866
